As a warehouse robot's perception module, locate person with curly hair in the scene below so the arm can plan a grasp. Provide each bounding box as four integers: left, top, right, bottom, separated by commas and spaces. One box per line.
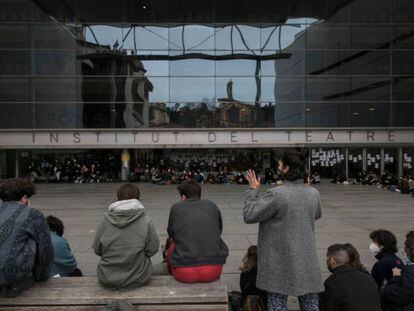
0, 178, 53, 298
369, 229, 405, 289
381, 236, 414, 310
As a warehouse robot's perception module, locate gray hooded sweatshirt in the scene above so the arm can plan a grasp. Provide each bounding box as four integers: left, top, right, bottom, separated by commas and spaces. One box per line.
93, 199, 159, 290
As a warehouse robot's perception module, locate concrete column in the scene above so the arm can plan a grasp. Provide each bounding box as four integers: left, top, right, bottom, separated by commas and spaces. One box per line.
380, 148, 385, 175
121, 149, 130, 182
345, 148, 349, 180
362, 148, 367, 172
15, 150, 19, 178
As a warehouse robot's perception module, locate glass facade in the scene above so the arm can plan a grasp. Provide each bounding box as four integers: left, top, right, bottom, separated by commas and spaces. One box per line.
1, 0, 414, 129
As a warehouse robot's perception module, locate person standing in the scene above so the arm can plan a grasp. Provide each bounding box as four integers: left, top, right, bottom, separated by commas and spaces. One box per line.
0, 178, 53, 297
244, 149, 323, 311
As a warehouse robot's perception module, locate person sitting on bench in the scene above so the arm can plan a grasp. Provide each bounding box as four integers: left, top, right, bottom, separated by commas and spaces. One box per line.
166, 180, 229, 283
0, 178, 53, 298
93, 183, 159, 290
47, 215, 83, 277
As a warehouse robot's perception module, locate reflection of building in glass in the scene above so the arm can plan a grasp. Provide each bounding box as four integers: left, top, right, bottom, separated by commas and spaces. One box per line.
149, 103, 170, 127
79, 50, 153, 128
217, 101, 255, 128
1, 0, 414, 179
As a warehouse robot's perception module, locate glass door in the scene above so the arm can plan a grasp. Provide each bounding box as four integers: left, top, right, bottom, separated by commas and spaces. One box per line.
366, 148, 381, 175
348, 148, 363, 179
311, 148, 346, 179
384, 148, 398, 176
403, 148, 414, 177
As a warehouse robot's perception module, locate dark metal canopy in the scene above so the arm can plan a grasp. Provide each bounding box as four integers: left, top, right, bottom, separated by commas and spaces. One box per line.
33, 0, 351, 26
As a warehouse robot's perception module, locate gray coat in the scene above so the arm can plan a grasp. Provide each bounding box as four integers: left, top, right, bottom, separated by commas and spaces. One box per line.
244, 180, 323, 296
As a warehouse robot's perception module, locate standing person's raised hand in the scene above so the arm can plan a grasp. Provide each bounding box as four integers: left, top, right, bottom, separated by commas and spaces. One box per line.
246, 169, 260, 189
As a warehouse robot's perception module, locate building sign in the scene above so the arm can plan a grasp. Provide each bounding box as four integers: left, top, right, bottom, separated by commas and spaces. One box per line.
0, 129, 413, 149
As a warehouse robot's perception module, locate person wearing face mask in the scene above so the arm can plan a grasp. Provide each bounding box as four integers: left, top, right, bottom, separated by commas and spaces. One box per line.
0, 178, 54, 298
320, 244, 382, 311
381, 237, 414, 311
369, 229, 405, 289
244, 149, 323, 311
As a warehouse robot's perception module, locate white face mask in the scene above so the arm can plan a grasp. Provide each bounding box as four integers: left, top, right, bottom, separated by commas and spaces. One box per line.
369, 243, 381, 255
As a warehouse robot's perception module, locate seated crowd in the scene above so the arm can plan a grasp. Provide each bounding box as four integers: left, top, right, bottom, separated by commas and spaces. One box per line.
0, 177, 413, 311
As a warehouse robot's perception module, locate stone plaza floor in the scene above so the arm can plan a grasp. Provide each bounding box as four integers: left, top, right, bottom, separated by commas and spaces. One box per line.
30, 182, 414, 308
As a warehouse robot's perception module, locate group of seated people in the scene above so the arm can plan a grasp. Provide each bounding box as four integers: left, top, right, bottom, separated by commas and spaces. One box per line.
0, 178, 413, 311
352, 171, 414, 194
26, 157, 118, 183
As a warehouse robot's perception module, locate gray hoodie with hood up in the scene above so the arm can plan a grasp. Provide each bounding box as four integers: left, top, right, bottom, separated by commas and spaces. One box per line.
93, 199, 159, 290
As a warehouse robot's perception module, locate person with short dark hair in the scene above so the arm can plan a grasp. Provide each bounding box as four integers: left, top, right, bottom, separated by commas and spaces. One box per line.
244, 149, 323, 311
166, 179, 229, 283
320, 244, 382, 311
93, 183, 159, 290
369, 229, 405, 289
47, 215, 82, 277
0, 178, 53, 298
381, 237, 414, 311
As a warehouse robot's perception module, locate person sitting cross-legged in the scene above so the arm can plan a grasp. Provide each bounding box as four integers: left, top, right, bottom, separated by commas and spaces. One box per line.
320, 244, 382, 311
165, 179, 229, 283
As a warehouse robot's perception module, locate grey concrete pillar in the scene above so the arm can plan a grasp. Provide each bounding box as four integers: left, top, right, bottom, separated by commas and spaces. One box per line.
362, 149, 367, 172
15, 151, 19, 178
398, 148, 403, 177
345, 148, 349, 180
121, 149, 130, 182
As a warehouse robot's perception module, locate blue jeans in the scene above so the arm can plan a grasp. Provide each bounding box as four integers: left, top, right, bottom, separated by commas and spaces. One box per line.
267, 292, 319, 311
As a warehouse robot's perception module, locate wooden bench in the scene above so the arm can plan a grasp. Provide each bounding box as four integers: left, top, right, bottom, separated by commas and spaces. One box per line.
0, 276, 228, 310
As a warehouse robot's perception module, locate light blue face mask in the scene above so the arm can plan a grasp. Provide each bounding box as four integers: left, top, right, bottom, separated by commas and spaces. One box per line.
403, 252, 412, 265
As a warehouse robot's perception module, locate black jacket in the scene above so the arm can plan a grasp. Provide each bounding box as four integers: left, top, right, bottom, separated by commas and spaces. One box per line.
320, 265, 382, 311
167, 198, 229, 267
372, 251, 405, 289
382, 264, 414, 306
240, 267, 267, 304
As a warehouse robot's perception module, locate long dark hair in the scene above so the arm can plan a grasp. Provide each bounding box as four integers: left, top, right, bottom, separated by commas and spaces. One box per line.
240, 245, 258, 273
280, 148, 309, 182
344, 243, 369, 273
